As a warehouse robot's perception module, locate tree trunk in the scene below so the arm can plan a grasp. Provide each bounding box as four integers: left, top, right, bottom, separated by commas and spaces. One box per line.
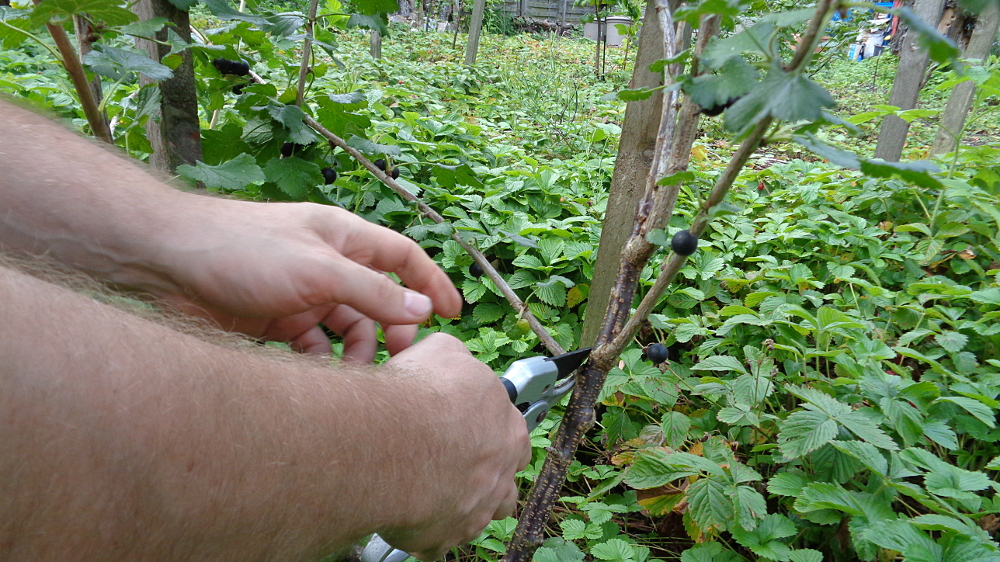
581, 0, 665, 346
930, 1, 1000, 155
874, 0, 946, 161
464, 0, 486, 65
134, 0, 202, 174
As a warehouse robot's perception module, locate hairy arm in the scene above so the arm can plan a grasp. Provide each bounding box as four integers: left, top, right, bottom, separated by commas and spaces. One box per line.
0, 98, 462, 358
0, 264, 528, 562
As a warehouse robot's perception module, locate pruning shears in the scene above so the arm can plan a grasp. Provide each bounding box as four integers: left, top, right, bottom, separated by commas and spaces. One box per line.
359, 347, 593, 562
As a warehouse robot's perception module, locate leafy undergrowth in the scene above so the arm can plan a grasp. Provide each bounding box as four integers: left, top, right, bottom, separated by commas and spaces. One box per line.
4, 13, 1000, 562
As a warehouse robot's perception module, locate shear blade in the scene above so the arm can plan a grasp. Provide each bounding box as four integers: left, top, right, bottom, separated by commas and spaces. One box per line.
544, 347, 592, 379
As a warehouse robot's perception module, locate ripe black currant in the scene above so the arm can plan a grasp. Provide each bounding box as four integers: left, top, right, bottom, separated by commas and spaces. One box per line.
374, 158, 387, 171
645, 343, 669, 364
470, 262, 484, 278
321, 167, 337, 185
671, 230, 698, 256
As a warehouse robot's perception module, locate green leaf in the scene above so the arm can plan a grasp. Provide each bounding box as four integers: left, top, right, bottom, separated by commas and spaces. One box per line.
686, 56, 759, 111
165, 0, 199, 10
266, 102, 320, 146
84, 44, 173, 81
534, 538, 584, 562
347, 135, 401, 157
680, 542, 744, 562
473, 303, 505, 324
661, 411, 690, 449
259, 12, 306, 36
725, 67, 835, 132
936, 396, 995, 428
692, 355, 747, 374
701, 21, 775, 70
778, 409, 839, 458
352, 0, 398, 15
687, 477, 734, 531
767, 472, 810, 497
591, 538, 636, 562
558, 519, 587, 541
432, 164, 484, 188
730, 514, 797, 562
119, 17, 169, 37
935, 331, 968, 353
794, 133, 944, 190
625, 450, 724, 489
263, 157, 322, 199
788, 549, 824, 562
0, 7, 31, 49
830, 440, 888, 476
176, 154, 265, 190
30, 0, 137, 26
201, 0, 268, 25
794, 482, 866, 516
346, 13, 389, 34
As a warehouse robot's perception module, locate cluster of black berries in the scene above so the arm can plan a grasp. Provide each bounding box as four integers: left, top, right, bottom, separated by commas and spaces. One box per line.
212, 58, 250, 76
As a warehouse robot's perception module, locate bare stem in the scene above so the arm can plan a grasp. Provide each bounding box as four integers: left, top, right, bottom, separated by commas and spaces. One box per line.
39, 15, 112, 143
295, 0, 319, 107
303, 115, 564, 356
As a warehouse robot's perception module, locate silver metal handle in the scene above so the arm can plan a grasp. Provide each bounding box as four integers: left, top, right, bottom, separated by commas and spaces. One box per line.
360, 535, 412, 562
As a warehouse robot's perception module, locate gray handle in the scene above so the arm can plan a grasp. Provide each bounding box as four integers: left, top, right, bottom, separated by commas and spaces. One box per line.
360, 535, 412, 562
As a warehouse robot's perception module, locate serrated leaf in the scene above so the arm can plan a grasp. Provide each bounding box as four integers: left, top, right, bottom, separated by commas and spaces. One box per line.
176, 153, 265, 190
591, 539, 636, 562
259, 12, 306, 36
692, 355, 747, 374
558, 519, 587, 541
262, 157, 322, 199
778, 409, 839, 458
725, 67, 835, 132
680, 542, 744, 562
661, 411, 690, 449
701, 21, 775, 70
119, 17, 169, 37
686, 56, 759, 111
432, 163, 484, 188
534, 538, 585, 562
687, 477, 734, 531
201, 0, 267, 25
767, 472, 810, 496
473, 302, 505, 324
788, 549, 823, 562
84, 44, 172, 81
266, 102, 319, 145
936, 396, 995, 428
30, 0, 137, 26
830, 440, 888, 476
347, 135, 401, 157
935, 331, 968, 353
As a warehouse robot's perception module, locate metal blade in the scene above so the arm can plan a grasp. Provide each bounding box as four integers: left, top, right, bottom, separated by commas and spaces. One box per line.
544, 347, 592, 379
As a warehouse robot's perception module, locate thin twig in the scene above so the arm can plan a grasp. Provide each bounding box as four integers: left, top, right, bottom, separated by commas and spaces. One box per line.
303, 115, 564, 356
295, 0, 320, 107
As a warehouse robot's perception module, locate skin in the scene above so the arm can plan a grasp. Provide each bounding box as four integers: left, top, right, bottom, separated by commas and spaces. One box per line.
0, 98, 531, 561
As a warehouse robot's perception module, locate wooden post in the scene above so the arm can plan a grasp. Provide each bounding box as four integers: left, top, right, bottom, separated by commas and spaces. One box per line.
930, 2, 1000, 155
464, 0, 486, 65
873, 0, 946, 161
370, 29, 382, 58
134, 0, 202, 173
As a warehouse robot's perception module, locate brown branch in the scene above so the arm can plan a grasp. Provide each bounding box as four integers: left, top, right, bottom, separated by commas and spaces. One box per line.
35, 4, 111, 143
303, 115, 565, 356
502, 0, 838, 559
295, 0, 319, 107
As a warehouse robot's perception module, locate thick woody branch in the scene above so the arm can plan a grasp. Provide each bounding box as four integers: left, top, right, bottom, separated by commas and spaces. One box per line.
295, 0, 319, 107
303, 115, 564, 356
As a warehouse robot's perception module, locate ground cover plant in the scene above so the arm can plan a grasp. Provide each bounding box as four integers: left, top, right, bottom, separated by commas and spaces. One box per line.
3, 1, 1000, 561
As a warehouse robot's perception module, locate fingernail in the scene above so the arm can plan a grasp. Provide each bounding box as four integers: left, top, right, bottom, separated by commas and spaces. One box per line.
403, 291, 433, 317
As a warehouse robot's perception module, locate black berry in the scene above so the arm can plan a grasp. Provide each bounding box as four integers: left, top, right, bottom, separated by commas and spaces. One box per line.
671, 230, 698, 256
212, 58, 250, 76
281, 142, 296, 158
374, 158, 387, 171
470, 262, 484, 278
390, 167, 400, 180
645, 343, 669, 364
321, 167, 337, 185
698, 96, 741, 117
232, 83, 245, 95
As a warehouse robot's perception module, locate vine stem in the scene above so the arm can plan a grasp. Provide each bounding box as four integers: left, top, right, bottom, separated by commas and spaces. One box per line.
303, 114, 565, 356
501, 0, 836, 559
295, 0, 319, 107
32, 5, 111, 143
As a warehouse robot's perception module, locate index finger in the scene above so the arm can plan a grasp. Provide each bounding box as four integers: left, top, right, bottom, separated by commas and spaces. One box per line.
314, 208, 463, 319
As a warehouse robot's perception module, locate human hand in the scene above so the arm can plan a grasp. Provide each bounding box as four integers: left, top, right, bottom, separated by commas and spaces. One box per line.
152, 195, 463, 361
373, 333, 532, 561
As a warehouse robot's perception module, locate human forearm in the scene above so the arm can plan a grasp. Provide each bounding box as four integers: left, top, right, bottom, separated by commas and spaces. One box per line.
0, 263, 488, 562
0, 98, 193, 291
